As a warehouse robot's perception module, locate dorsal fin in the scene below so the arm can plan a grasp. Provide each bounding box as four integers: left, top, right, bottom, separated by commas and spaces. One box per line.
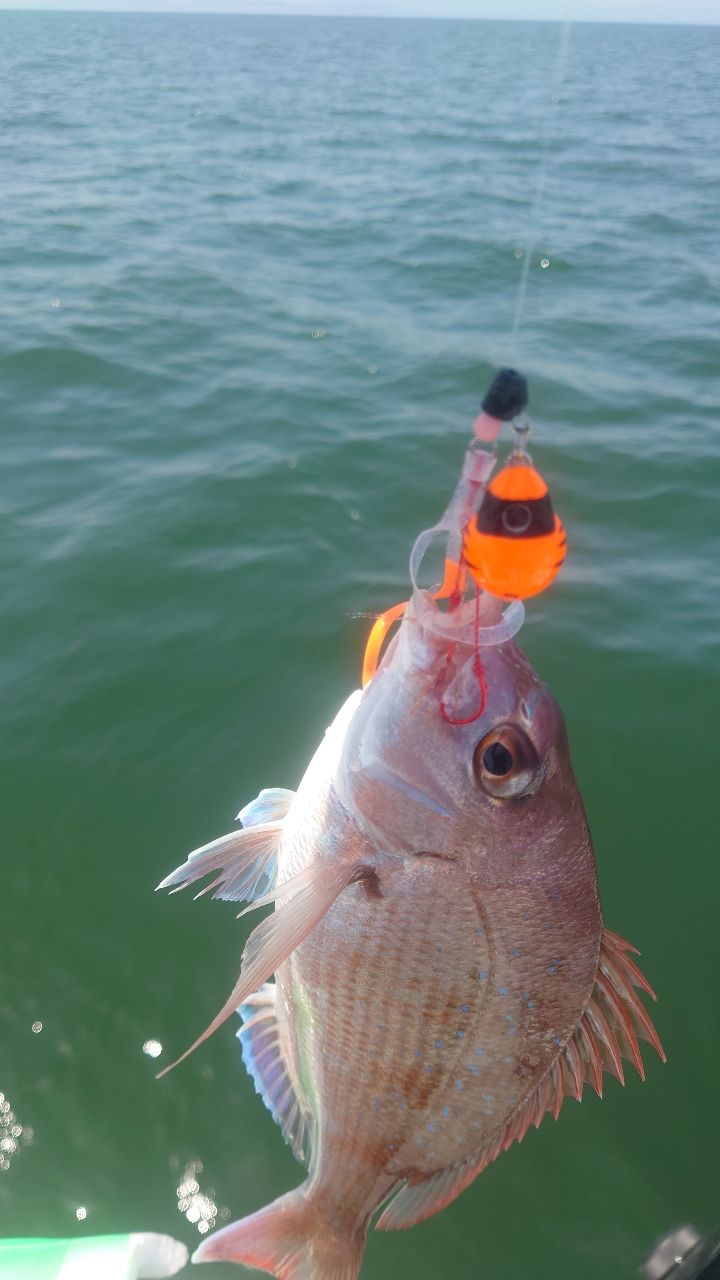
237, 983, 311, 1164
376, 928, 665, 1232
375, 1155, 483, 1233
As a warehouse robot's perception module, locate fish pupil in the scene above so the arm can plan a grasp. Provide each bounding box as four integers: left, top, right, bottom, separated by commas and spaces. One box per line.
483, 742, 514, 776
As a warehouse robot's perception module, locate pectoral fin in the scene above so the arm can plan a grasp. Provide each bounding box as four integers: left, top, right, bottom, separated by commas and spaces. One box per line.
157, 861, 365, 1078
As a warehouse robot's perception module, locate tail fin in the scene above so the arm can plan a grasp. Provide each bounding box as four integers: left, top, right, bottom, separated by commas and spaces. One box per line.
192, 1186, 366, 1280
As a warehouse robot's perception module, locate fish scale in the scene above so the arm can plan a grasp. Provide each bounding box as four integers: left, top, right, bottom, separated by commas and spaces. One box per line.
289, 860, 485, 1176
278, 806, 598, 1197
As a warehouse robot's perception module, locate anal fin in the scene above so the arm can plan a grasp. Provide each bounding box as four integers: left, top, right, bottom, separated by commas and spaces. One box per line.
238, 983, 310, 1163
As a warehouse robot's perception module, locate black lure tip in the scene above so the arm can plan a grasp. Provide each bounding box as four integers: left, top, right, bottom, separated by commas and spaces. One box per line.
482, 368, 529, 421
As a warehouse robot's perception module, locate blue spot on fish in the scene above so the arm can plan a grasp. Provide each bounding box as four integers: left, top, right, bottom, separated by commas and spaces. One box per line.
503, 1055, 514, 1064
484, 1093, 495, 1102
548, 964, 558, 975
415, 1049, 423, 1058
504, 1014, 514, 1022
474, 1047, 486, 1057
435, 1039, 443, 1050
468, 1063, 480, 1075
425, 1064, 433, 1073
526, 1000, 536, 1009
455, 1079, 464, 1090
512, 947, 522, 957
498, 987, 508, 996
459, 1004, 470, 1013
427, 1122, 437, 1133
455, 1030, 465, 1039
441, 1106, 450, 1118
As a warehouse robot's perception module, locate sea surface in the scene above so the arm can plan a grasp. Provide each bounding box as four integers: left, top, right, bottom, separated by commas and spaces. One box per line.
1, 11, 719, 1279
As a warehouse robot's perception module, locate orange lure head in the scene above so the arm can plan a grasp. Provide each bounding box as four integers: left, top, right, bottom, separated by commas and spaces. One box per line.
362, 369, 567, 691
463, 450, 567, 602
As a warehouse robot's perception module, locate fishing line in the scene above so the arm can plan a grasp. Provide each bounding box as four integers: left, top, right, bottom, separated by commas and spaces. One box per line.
510, 19, 573, 363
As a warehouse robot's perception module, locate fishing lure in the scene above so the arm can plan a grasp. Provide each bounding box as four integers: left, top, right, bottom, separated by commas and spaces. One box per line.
463, 369, 566, 602
463, 443, 567, 603
363, 368, 565, 712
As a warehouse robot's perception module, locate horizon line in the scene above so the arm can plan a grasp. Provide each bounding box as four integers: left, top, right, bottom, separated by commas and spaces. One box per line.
1, 6, 718, 22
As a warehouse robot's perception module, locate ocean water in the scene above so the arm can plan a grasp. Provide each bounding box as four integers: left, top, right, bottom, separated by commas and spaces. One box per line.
1, 11, 719, 1279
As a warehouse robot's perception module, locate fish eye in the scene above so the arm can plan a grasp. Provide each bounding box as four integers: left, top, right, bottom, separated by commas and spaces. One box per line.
473, 725, 539, 799
482, 741, 514, 776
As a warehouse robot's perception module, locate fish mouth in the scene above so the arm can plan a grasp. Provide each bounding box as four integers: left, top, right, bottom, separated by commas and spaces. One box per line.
363, 763, 455, 818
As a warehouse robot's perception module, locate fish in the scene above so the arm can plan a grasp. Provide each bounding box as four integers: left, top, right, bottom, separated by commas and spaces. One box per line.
158, 587, 664, 1280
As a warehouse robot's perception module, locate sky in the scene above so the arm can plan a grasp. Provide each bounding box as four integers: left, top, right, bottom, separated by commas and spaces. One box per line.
1, 0, 718, 20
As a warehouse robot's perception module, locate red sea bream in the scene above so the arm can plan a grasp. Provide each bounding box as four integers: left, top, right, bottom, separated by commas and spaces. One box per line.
159, 581, 664, 1280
